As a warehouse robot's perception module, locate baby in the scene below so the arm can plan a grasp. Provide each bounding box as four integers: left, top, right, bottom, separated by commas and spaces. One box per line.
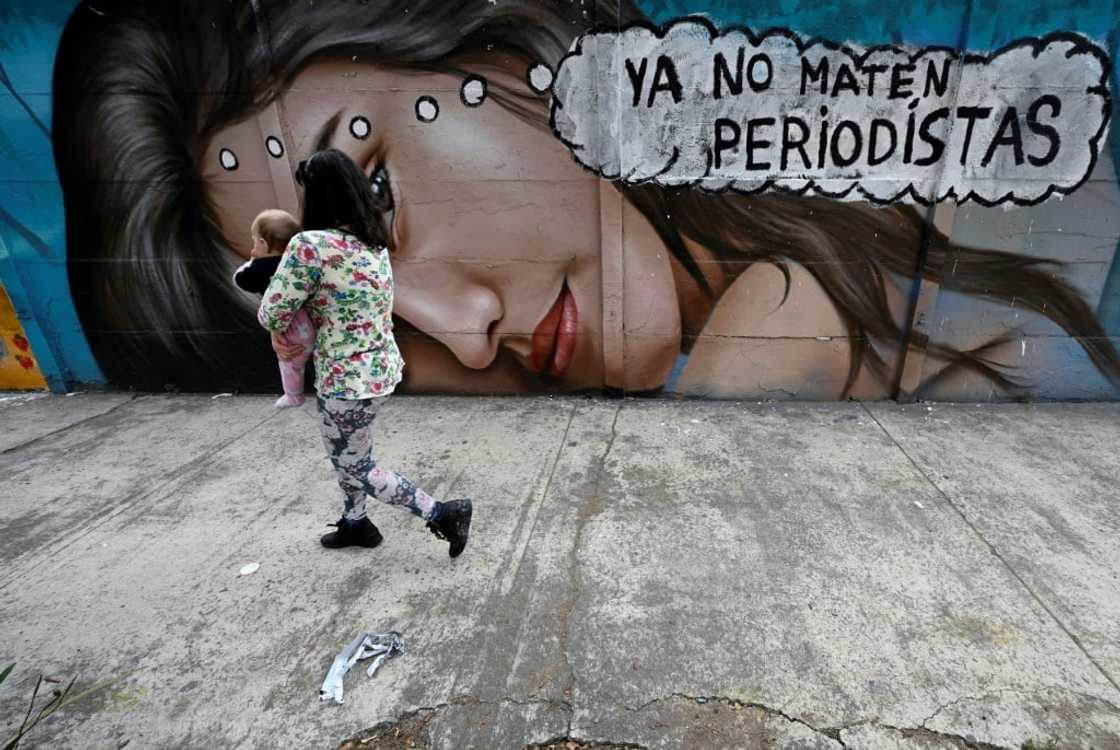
234, 209, 315, 408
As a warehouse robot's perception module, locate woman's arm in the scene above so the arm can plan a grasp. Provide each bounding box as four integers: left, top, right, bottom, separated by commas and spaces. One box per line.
257, 236, 321, 334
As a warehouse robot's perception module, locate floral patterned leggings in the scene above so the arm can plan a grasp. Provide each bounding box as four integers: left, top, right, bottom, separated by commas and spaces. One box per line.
316, 396, 439, 523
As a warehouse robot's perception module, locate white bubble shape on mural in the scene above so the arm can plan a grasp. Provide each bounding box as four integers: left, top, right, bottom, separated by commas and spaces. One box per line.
416, 96, 439, 123
550, 19, 1111, 206
461, 75, 487, 107
350, 116, 371, 140
528, 62, 555, 93
265, 136, 284, 158
219, 148, 239, 171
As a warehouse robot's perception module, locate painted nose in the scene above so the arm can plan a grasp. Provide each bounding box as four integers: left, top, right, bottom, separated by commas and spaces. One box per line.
393, 265, 503, 370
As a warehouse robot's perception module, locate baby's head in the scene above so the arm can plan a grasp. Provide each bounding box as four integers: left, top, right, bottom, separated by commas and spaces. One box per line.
250, 209, 301, 258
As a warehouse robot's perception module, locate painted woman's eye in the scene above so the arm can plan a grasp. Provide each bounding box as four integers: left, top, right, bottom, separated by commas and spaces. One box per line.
370, 164, 394, 214
369, 163, 396, 242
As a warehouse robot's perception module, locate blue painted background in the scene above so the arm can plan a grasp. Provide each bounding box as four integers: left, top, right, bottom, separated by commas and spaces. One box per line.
0, 1, 101, 389
0, 0, 1117, 391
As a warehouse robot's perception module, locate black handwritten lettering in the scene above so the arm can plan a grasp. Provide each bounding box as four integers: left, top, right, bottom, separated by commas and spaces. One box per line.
801, 57, 829, 95
1026, 95, 1062, 167
867, 119, 897, 166
817, 107, 830, 168
889, 63, 916, 99
831, 63, 860, 97
746, 117, 775, 170
957, 106, 993, 165
550, 20, 1109, 207
923, 59, 952, 97
903, 110, 917, 164
982, 107, 1024, 167
830, 120, 863, 167
782, 117, 812, 170
624, 58, 647, 108
713, 118, 742, 169
647, 55, 683, 107
713, 48, 744, 100
914, 108, 949, 166
746, 53, 773, 91
862, 64, 888, 96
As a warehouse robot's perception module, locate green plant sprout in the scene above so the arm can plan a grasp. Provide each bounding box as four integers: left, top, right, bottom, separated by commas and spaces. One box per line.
2, 663, 128, 750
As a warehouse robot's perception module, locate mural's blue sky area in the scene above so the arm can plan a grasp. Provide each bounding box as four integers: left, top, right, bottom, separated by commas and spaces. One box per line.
642, 0, 971, 46
641, 0, 1115, 48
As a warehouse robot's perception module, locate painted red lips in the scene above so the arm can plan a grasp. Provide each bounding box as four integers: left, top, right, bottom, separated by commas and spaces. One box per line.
530, 281, 578, 377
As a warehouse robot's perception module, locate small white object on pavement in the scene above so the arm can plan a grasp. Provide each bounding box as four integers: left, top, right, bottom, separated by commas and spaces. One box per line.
239, 562, 260, 576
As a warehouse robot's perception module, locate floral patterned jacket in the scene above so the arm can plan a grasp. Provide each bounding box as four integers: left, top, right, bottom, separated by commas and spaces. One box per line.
257, 229, 404, 399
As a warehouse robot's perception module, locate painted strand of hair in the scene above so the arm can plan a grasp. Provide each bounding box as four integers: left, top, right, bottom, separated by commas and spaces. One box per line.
51, 0, 1120, 395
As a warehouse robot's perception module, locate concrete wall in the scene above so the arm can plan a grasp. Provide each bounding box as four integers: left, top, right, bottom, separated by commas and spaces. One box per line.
1, 0, 1118, 400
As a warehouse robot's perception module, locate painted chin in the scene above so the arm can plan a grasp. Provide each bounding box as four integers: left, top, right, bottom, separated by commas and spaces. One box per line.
530, 280, 579, 379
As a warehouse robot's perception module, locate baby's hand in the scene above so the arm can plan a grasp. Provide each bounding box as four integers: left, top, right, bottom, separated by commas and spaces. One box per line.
271, 332, 305, 361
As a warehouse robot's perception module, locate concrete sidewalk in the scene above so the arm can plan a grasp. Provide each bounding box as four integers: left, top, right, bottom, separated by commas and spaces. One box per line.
1, 393, 1118, 749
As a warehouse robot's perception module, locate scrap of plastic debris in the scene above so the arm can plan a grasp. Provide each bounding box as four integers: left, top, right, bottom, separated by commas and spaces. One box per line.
239, 562, 260, 576
319, 632, 406, 704
211, 392, 233, 400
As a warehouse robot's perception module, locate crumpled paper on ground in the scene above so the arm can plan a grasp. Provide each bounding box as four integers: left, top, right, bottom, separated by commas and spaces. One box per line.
319, 631, 406, 704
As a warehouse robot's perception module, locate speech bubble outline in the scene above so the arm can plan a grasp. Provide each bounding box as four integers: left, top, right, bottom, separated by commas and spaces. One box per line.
549, 17, 1111, 207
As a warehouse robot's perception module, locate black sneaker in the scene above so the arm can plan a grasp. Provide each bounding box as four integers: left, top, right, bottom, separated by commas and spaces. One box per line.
320, 516, 383, 549
427, 499, 472, 558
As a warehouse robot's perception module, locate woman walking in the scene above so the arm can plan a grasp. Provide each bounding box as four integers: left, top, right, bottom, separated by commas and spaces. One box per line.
257, 149, 472, 557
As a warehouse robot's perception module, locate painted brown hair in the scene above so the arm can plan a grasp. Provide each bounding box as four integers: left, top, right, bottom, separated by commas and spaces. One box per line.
53, 0, 1120, 394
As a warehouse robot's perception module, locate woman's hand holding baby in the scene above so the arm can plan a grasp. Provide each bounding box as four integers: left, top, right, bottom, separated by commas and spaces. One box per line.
271, 331, 305, 361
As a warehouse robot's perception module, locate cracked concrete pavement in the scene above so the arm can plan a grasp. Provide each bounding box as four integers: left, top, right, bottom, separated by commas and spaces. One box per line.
1, 393, 1118, 749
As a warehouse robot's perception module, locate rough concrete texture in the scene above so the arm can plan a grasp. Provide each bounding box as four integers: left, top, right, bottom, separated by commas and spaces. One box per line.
1, 394, 1118, 750
0, 391, 134, 453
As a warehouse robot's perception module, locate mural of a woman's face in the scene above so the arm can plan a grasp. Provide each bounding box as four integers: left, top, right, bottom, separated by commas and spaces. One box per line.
207, 61, 681, 393
40, 2, 1120, 399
